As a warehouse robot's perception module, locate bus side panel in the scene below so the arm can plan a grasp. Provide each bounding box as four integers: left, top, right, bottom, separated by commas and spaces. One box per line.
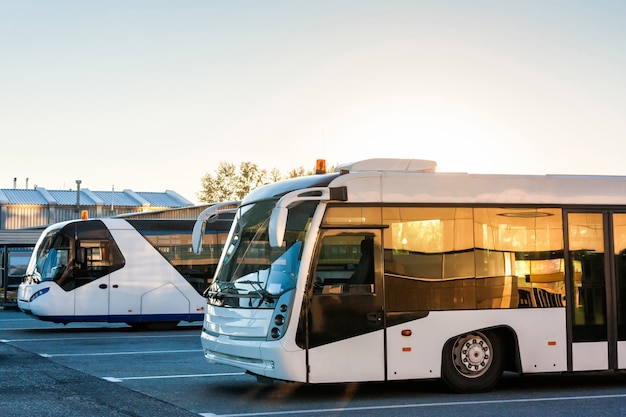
386, 308, 567, 380
106, 228, 173, 318
141, 283, 189, 315
572, 342, 608, 371
307, 330, 385, 383
106, 224, 206, 320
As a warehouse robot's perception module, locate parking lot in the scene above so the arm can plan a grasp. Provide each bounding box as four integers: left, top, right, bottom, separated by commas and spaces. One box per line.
0, 308, 246, 416
3, 307, 626, 417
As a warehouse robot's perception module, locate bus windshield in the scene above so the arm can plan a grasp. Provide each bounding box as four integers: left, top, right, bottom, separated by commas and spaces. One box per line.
24, 220, 126, 290
207, 199, 319, 309
27, 227, 69, 283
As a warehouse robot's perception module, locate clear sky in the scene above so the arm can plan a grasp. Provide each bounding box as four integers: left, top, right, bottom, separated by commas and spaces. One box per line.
3, 1, 626, 204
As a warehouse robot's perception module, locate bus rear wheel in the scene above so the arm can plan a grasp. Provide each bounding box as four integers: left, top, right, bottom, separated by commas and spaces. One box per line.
441, 330, 503, 393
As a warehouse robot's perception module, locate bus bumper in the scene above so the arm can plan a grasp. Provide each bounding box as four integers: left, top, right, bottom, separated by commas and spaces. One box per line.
201, 328, 306, 382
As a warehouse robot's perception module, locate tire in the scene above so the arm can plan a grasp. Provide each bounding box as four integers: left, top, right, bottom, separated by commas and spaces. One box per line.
126, 321, 179, 331
441, 330, 503, 393
144, 321, 179, 331
126, 322, 148, 330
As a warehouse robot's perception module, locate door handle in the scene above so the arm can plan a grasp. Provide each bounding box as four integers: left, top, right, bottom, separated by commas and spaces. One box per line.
366, 312, 382, 323
112, 284, 119, 288
98, 284, 108, 289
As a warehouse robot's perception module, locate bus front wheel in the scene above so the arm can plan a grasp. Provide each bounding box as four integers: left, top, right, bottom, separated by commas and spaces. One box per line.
441, 330, 503, 393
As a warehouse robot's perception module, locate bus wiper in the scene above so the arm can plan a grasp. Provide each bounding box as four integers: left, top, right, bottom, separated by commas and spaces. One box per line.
237, 280, 277, 306
203, 281, 237, 298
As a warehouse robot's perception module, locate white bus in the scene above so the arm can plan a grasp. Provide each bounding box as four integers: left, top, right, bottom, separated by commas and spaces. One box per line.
200, 158, 626, 392
18, 202, 237, 330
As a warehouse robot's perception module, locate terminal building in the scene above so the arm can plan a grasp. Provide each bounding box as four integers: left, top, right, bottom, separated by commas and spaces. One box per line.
0, 185, 208, 306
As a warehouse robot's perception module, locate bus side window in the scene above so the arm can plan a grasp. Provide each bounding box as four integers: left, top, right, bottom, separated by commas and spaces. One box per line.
349, 237, 374, 285
57, 221, 125, 290
313, 233, 375, 294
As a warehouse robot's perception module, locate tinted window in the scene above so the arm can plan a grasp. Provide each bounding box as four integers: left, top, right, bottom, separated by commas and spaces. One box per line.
54, 221, 125, 291
382, 207, 564, 311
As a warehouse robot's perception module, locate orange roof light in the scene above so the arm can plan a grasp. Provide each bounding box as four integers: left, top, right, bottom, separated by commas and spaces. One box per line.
315, 159, 326, 174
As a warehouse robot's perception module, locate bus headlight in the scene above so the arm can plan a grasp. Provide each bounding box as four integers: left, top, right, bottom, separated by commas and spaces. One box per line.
29, 287, 50, 302
270, 307, 288, 339
267, 290, 293, 340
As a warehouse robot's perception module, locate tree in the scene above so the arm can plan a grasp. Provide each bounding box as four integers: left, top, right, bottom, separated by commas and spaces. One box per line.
287, 166, 315, 178
197, 161, 239, 202
197, 161, 329, 203
235, 162, 267, 200
268, 167, 282, 183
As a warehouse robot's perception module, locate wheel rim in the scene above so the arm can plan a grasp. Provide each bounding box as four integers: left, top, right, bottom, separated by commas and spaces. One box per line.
451, 332, 492, 378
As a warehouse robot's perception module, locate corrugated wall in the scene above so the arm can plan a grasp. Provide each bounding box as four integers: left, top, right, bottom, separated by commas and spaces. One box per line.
0, 204, 221, 229
119, 206, 209, 220
0, 205, 162, 229
2, 206, 50, 229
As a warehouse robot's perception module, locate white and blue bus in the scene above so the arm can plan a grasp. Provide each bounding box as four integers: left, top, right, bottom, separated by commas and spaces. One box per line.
18, 202, 237, 330
200, 158, 626, 392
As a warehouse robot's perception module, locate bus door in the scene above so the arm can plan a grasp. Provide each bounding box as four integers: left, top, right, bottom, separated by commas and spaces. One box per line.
70, 221, 125, 320
567, 211, 626, 371
73, 274, 110, 319
304, 229, 384, 383
72, 242, 112, 319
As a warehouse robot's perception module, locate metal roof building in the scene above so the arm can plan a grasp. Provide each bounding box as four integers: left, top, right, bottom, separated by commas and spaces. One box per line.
0, 187, 194, 230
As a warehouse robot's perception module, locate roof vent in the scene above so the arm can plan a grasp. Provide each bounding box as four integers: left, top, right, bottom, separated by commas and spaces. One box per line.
335, 158, 437, 173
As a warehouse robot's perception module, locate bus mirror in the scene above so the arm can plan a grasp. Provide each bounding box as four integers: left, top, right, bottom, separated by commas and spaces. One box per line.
192, 201, 241, 254
269, 206, 288, 248
192, 218, 208, 254
268, 187, 332, 248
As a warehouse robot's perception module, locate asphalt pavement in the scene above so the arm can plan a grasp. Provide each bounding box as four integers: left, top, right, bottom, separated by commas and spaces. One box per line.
0, 338, 199, 417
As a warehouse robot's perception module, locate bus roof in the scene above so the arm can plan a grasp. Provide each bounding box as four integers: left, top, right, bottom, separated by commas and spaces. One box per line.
250, 158, 626, 206
335, 158, 437, 173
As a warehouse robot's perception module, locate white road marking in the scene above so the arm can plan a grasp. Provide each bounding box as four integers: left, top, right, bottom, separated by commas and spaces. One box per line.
3, 334, 198, 342
0, 318, 38, 321
198, 393, 626, 417
103, 372, 245, 383
39, 349, 202, 357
